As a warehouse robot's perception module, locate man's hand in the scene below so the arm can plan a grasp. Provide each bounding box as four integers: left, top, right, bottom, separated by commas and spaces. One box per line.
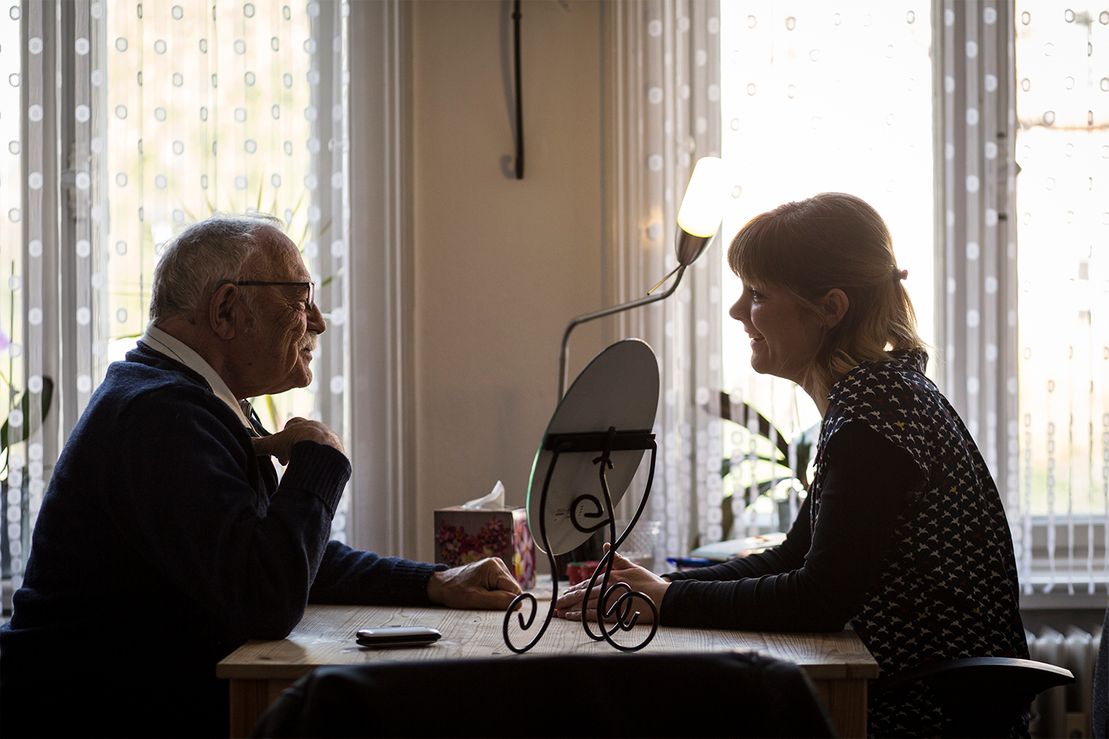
554, 544, 669, 623
426, 558, 523, 610
252, 417, 345, 464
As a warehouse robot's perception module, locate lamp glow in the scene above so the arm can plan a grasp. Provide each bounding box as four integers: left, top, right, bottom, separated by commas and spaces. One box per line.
676, 156, 727, 238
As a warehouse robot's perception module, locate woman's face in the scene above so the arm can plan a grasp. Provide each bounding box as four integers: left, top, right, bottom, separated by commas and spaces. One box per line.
729, 279, 826, 387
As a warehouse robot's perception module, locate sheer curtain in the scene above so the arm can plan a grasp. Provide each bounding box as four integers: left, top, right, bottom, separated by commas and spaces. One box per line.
1, 0, 351, 603
937, 0, 1020, 571
596, 0, 1108, 593
1011, 0, 1109, 594
939, 0, 1109, 595
601, 0, 723, 563
718, 2, 935, 543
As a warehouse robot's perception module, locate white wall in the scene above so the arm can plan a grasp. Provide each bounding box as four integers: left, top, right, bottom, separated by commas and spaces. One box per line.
409, 0, 607, 561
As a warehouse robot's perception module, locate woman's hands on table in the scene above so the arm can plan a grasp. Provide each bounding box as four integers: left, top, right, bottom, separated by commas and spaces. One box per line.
427, 557, 522, 610
554, 544, 670, 623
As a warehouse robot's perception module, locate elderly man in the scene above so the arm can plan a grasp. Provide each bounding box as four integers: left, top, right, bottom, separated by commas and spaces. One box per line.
0, 216, 521, 738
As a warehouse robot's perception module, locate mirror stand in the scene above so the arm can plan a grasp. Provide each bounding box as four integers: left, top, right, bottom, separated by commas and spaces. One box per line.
502, 426, 658, 654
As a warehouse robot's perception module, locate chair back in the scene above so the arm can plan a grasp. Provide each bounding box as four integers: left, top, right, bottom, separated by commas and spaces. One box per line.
875, 656, 1075, 738
250, 651, 837, 738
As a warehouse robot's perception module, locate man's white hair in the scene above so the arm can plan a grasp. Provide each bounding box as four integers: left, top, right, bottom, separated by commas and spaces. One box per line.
149, 214, 283, 324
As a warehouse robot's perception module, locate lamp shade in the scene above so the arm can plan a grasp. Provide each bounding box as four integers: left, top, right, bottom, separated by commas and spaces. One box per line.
676, 156, 726, 238
674, 156, 726, 266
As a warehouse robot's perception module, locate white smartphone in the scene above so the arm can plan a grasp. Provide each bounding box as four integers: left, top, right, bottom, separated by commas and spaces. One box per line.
355, 625, 442, 647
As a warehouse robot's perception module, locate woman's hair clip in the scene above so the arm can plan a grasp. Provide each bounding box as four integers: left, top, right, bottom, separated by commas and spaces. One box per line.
894, 268, 909, 281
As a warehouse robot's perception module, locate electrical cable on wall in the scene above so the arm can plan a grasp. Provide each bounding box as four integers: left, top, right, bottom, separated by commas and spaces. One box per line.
512, 0, 524, 179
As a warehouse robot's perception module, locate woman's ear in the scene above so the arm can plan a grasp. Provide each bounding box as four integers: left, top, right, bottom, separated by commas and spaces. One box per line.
818, 288, 850, 329
209, 283, 239, 340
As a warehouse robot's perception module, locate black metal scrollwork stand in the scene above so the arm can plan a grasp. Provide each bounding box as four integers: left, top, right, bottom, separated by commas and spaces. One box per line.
502, 426, 658, 654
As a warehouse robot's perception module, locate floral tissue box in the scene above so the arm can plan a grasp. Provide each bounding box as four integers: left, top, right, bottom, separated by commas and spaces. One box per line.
433, 507, 535, 589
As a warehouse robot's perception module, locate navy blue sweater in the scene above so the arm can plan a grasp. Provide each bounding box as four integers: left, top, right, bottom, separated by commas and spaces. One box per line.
0, 344, 443, 737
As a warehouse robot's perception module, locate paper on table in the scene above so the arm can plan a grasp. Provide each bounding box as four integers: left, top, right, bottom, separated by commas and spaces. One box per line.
690, 532, 787, 561
461, 480, 506, 510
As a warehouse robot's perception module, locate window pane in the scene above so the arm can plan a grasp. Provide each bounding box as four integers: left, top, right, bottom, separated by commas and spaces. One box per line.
0, 6, 23, 413
719, 1, 934, 538
1015, 1, 1109, 519
103, 1, 322, 426
0, 0, 26, 584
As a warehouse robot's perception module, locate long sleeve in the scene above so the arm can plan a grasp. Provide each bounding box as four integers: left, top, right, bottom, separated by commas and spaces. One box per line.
103, 383, 352, 642
309, 541, 445, 605
659, 422, 922, 632
663, 496, 813, 583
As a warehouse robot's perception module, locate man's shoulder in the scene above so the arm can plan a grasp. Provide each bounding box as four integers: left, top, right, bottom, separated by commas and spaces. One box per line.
99, 357, 209, 402
90, 358, 228, 429
64, 360, 246, 465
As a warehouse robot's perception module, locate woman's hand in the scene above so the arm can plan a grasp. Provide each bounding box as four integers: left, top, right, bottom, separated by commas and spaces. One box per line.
554, 544, 671, 623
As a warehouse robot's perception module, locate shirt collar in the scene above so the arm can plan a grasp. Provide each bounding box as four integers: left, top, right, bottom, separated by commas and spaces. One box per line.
140, 323, 254, 430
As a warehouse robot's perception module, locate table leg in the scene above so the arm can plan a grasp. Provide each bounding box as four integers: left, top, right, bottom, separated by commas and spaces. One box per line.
814, 678, 868, 738
228, 679, 293, 738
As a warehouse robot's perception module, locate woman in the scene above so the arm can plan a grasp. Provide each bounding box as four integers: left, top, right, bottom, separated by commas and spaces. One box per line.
555, 193, 1028, 736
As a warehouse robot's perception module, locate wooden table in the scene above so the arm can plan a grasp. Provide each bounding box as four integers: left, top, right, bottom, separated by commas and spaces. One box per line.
218, 603, 878, 738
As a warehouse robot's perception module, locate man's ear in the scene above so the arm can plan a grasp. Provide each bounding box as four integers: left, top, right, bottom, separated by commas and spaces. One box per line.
209, 283, 240, 340
818, 288, 850, 329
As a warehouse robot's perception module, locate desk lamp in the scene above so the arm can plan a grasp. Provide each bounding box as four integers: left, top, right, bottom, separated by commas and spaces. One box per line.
553, 155, 727, 574
557, 156, 727, 398
504, 157, 726, 654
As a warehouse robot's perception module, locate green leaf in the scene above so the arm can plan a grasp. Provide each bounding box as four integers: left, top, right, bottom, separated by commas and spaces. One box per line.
0, 377, 55, 473
264, 395, 280, 431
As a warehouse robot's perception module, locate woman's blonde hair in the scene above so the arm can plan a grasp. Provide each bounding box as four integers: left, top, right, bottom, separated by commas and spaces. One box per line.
727, 192, 926, 390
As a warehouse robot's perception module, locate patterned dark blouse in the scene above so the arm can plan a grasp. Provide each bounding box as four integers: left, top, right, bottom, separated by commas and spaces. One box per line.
660, 350, 1028, 736
814, 349, 1028, 734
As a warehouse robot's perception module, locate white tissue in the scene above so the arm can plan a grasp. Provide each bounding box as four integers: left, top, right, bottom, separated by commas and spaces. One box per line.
461, 480, 506, 510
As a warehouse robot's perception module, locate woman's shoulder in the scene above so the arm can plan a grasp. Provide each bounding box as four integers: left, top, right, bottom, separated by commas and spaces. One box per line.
822, 349, 955, 463
828, 349, 936, 412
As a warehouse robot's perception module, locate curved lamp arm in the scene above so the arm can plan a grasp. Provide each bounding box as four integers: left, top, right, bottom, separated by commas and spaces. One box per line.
558, 156, 725, 398
558, 264, 687, 399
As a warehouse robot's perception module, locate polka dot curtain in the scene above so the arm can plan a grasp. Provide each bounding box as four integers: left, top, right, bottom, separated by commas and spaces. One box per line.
1009, 1, 1109, 593
104, 1, 350, 469
942, 0, 1109, 594
938, 0, 1019, 570
602, 0, 723, 564
0, 1, 58, 599
1, 0, 351, 600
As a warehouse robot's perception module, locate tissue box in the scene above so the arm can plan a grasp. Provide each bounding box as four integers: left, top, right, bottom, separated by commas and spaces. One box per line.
434, 507, 535, 589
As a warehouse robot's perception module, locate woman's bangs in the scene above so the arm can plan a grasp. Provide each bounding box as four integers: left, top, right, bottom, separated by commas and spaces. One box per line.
728, 214, 790, 287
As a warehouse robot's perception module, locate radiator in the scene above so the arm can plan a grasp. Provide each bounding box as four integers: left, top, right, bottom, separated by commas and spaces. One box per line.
1026, 626, 1102, 738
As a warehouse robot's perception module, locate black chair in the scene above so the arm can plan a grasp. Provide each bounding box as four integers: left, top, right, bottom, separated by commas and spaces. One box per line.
874, 656, 1075, 738
249, 651, 837, 738
1093, 611, 1109, 738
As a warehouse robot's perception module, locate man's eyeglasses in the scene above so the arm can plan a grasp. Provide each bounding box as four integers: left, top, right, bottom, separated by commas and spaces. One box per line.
223, 280, 316, 311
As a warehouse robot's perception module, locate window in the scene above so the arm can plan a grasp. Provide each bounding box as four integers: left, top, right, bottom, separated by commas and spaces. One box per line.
1014, 0, 1109, 591
718, 1, 935, 539
716, 1, 1109, 594
101, 1, 343, 427
1, 0, 351, 599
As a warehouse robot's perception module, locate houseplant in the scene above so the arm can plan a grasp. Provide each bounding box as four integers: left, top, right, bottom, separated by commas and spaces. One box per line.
715, 390, 817, 540
1, 376, 54, 580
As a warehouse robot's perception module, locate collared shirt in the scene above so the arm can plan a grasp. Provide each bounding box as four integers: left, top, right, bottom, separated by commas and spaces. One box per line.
139, 323, 255, 432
